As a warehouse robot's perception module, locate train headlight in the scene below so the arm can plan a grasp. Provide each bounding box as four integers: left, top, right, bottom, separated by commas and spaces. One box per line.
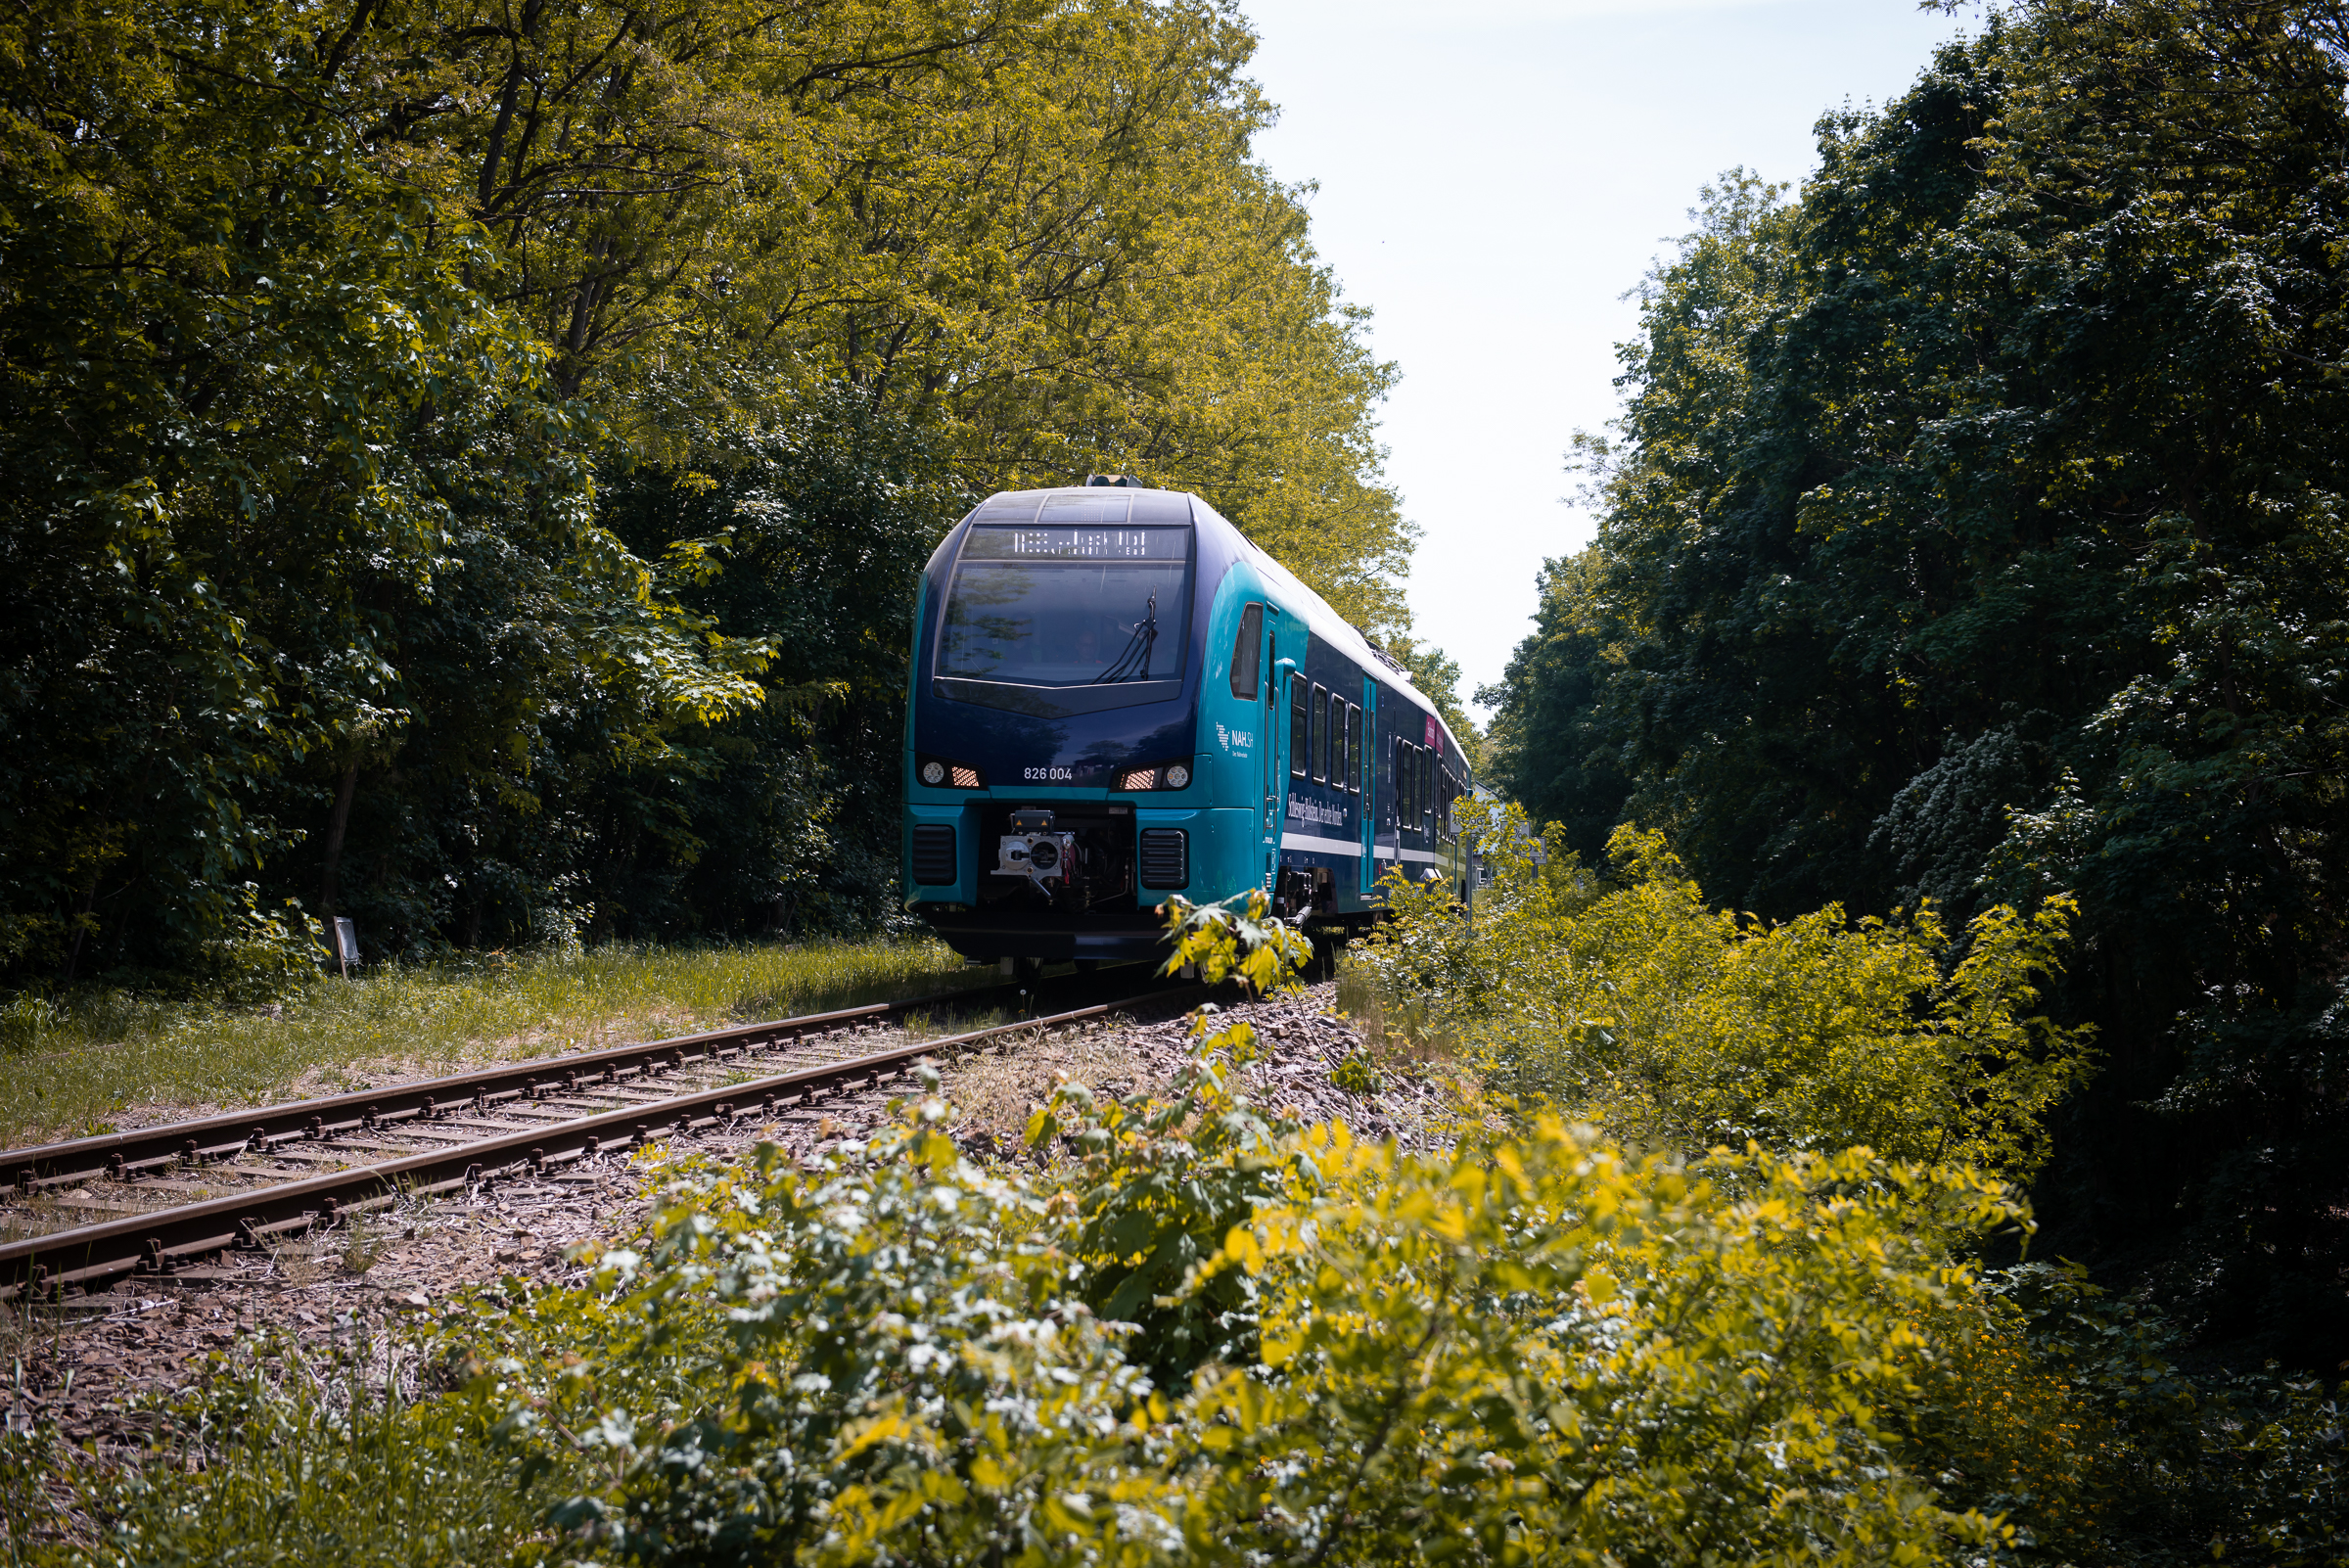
916, 755, 984, 789
1115, 760, 1193, 792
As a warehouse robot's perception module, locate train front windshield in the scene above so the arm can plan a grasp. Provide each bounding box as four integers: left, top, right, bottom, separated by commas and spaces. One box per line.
939, 525, 1192, 687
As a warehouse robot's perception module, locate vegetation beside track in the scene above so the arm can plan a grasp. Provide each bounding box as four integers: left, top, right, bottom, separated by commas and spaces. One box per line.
0, 938, 976, 1150
7, 894, 2337, 1567
1476, 0, 2349, 1370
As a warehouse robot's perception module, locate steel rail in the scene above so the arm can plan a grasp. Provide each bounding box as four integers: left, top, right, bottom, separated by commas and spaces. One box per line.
1, 973, 1090, 1190
0, 989, 1199, 1301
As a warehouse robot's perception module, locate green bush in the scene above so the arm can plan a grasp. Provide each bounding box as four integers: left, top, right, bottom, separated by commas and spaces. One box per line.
35, 894, 2345, 1568
1356, 803, 2096, 1181
438, 1071, 2016, 1566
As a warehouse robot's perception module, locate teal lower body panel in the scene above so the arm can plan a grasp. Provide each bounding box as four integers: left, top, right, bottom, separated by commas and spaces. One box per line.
1177, 807, 1266, 909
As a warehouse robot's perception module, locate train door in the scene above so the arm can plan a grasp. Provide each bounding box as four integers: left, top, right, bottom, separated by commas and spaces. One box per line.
1359, 674, 1378, 895
1260, 607, 1294, 899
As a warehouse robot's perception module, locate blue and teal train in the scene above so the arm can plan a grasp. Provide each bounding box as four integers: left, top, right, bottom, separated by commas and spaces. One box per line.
901, 478, 1473, 969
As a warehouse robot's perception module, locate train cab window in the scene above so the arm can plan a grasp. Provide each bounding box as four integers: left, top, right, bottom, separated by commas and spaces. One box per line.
1229, 603, 1263, 700
939, 523, 1192, 688
1309, 683, 1328, 782
1343, 703, 1359, 794
1290, 673, 1310, 777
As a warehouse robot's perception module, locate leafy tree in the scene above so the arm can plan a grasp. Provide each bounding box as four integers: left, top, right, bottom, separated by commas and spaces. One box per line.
1489, 1, 2349, 1361
0, 0, 1421, 982
0, 0, 766, 982
1476, 549, 1631, 860
338, 0, 1415, 627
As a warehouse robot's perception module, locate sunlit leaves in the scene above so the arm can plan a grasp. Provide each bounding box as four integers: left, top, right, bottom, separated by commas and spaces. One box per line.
1, 0, 1418, 979
484, 1051, 2016, 1567
1484, 0, 2349, 1353
1355, 800, 2096, 1181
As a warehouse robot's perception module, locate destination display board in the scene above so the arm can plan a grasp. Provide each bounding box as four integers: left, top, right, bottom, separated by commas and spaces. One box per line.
960, 526, 1188, 561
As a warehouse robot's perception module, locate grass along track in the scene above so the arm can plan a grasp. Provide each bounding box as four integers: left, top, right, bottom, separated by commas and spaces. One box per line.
0, 936, 984, 1149
0, 968, 1194, 1302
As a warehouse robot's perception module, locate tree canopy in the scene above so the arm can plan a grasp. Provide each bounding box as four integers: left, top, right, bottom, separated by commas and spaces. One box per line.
0, 0, 1416, 981
1481, 0, 2349, 1360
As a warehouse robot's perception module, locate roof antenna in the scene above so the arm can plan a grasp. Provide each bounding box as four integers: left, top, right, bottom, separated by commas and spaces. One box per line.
1082, 473, 1145, 488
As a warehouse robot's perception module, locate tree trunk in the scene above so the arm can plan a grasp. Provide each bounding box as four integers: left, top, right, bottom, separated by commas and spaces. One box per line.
60, 878, 99, 987
320, 759, 360, 916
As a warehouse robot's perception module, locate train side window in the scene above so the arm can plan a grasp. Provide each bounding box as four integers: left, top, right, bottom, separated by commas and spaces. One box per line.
1290, 673, 1309, 777
1315, 690, 1328, 781
1343, 703, 1359, 794
1229, 603, 1263, 700
1324, 689, 1342, 785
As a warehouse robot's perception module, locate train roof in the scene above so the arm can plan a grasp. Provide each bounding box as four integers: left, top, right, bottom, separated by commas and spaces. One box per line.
961, 484, 1469, 766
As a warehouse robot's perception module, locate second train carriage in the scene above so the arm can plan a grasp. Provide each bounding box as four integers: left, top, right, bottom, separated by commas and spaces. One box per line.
901, 478, 1472, 970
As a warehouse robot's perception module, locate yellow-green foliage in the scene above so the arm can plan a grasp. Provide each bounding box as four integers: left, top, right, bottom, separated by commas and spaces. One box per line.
1358, 805, 2096, 1179
1159, 888, 1316, 996
445, 1064, 2016, 1567
1188, 1126, 2016, 1568
37, 906, 2347, 1568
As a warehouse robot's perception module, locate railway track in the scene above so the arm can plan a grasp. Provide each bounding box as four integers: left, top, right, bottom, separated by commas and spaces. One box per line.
0, 970, 1200, 1304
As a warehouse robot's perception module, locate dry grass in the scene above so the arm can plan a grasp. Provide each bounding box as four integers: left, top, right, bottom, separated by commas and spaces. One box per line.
0, 937, 982, 1150
941, 1020, 1153, 1146
902, 1004, 1016, 1045
1332, 953, 1462, 1080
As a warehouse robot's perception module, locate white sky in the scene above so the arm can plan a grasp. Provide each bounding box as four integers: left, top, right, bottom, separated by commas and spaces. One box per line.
1241, 0, 1976, 718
